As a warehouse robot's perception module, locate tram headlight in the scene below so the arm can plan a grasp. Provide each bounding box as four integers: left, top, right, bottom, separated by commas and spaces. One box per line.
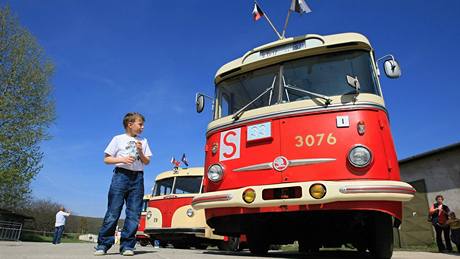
207, 164, 224, 182
146, 211, 152, 220
348, 145, 372, 168
186, 208, 194, 217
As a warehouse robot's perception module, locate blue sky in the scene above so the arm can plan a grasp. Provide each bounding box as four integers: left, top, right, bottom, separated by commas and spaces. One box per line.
2, 0, 459, 217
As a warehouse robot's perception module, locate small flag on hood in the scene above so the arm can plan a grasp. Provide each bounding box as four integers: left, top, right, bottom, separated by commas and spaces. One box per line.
290, 0, 311, 14
181, 153, 189, 167
252, 2, 264, 21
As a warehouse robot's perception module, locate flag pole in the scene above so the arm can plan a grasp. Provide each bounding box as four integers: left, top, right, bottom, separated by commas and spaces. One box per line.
281, 9, 292, 38
255, 1, 282, 39
263, 13, 282, 39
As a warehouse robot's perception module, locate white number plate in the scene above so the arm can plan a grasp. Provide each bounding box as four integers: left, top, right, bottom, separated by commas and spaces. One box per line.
247, 122, 271, 141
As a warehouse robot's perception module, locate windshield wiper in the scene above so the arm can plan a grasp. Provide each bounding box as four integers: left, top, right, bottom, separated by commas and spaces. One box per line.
232, 76, 277, 121
282, 77, 332, 106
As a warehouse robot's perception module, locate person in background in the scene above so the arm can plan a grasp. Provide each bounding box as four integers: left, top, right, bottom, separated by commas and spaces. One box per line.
447, 211, 460, 253
429, 195, 453, 252
52, 207, 71, 244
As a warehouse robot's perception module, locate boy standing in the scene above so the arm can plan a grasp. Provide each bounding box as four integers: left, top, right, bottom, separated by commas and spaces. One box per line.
95, 112, 152, 256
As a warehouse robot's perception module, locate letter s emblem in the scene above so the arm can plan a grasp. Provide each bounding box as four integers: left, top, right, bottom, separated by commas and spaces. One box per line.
219, 128, 241, 161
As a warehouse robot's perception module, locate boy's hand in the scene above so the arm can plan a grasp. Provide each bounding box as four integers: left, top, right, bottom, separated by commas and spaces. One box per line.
120, 156, 135, 164
136, 141, 143, 154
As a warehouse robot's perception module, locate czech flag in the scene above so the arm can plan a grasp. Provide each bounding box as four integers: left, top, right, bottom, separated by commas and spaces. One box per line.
181, 153, 189, 167
290, 0, 311, 14
252, 3, 264, 21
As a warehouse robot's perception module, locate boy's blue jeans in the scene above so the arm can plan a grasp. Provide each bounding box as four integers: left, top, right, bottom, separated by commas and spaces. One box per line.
52, 225, 65, 244
96, 168, 144, 253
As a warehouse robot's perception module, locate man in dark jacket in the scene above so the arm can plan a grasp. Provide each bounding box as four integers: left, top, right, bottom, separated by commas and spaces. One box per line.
430, 195, 453, 252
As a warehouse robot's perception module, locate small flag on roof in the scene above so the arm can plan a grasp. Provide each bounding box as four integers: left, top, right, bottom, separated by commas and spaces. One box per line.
170, 157, 180, 168
181, 153, 189, 167
252, 2, 264, 21
290, 0, 311, 14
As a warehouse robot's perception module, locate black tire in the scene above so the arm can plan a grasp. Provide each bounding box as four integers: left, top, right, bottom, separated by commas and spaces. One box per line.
247, 234, 269, 256
139, 239, 149, 246
369, 213, 393, 259
218, 237, 240, 251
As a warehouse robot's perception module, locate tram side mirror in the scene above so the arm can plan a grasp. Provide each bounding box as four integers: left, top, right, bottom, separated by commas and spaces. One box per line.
383, 59, 401, 79
195, 93, 205, 113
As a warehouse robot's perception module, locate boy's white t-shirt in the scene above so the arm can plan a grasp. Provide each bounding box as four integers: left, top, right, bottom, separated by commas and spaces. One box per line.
104, 134, 152, 172
55, 211, 70, 227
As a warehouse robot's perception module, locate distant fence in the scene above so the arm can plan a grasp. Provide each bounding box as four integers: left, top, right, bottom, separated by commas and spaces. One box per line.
0, 220, 22, 241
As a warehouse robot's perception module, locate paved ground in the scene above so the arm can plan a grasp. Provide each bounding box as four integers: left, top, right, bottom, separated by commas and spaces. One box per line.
0, 242, 458, 259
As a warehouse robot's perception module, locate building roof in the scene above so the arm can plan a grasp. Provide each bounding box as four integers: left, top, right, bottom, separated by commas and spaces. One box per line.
399, 142, 460, 164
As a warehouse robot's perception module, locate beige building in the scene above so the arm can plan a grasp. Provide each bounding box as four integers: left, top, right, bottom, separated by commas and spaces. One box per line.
397, 142, 460, 247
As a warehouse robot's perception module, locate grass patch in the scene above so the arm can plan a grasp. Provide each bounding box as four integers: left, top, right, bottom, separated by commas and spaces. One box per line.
281, 243, 298, 252
394, 243, 438, 253
20, 232, 85, 243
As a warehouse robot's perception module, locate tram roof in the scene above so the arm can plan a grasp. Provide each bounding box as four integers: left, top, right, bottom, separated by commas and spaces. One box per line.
143, 194, 153, 200
155, 167, 204, 181
214, 32, 372, 84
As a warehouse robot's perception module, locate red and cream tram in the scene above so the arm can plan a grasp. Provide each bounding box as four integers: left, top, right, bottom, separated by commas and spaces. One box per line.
193, 32, 415, 258
136, 194, 152, 246
144, 167, 241, 250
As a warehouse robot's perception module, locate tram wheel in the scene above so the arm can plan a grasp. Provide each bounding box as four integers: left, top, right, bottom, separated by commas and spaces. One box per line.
138, 239, 149, 246
247, 233, 269, 256
369, 212, 393, 259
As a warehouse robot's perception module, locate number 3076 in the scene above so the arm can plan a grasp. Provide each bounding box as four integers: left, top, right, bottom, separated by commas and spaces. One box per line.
295, 133, 337, 147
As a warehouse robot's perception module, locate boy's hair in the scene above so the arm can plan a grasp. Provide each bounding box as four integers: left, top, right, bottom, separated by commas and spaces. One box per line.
123, 112, 145, 129
449, 211, 456, 217
435, 194, 444, 201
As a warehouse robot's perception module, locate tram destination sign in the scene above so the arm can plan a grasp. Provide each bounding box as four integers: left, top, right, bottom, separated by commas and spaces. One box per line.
244, 38, 323, 64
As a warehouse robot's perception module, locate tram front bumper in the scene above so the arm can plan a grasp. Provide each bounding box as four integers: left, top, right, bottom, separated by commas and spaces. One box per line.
191, 180, 415, 210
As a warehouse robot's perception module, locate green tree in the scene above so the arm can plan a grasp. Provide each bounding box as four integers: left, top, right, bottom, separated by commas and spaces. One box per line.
21, 198, 62, 232
0, 6, 55, 210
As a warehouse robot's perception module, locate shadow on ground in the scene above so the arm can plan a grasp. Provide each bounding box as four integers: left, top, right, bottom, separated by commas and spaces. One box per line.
104, 250, 156, 256
203, 250, 374, 258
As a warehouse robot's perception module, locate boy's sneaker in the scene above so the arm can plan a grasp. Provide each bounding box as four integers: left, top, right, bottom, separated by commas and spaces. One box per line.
122, 250, 134, 256
94, 250, 106, 256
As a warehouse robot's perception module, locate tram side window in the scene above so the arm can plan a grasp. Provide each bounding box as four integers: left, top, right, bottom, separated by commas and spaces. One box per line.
173, 176, 202, 194
153, 178, 174, 196
220, 93, 230, 118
